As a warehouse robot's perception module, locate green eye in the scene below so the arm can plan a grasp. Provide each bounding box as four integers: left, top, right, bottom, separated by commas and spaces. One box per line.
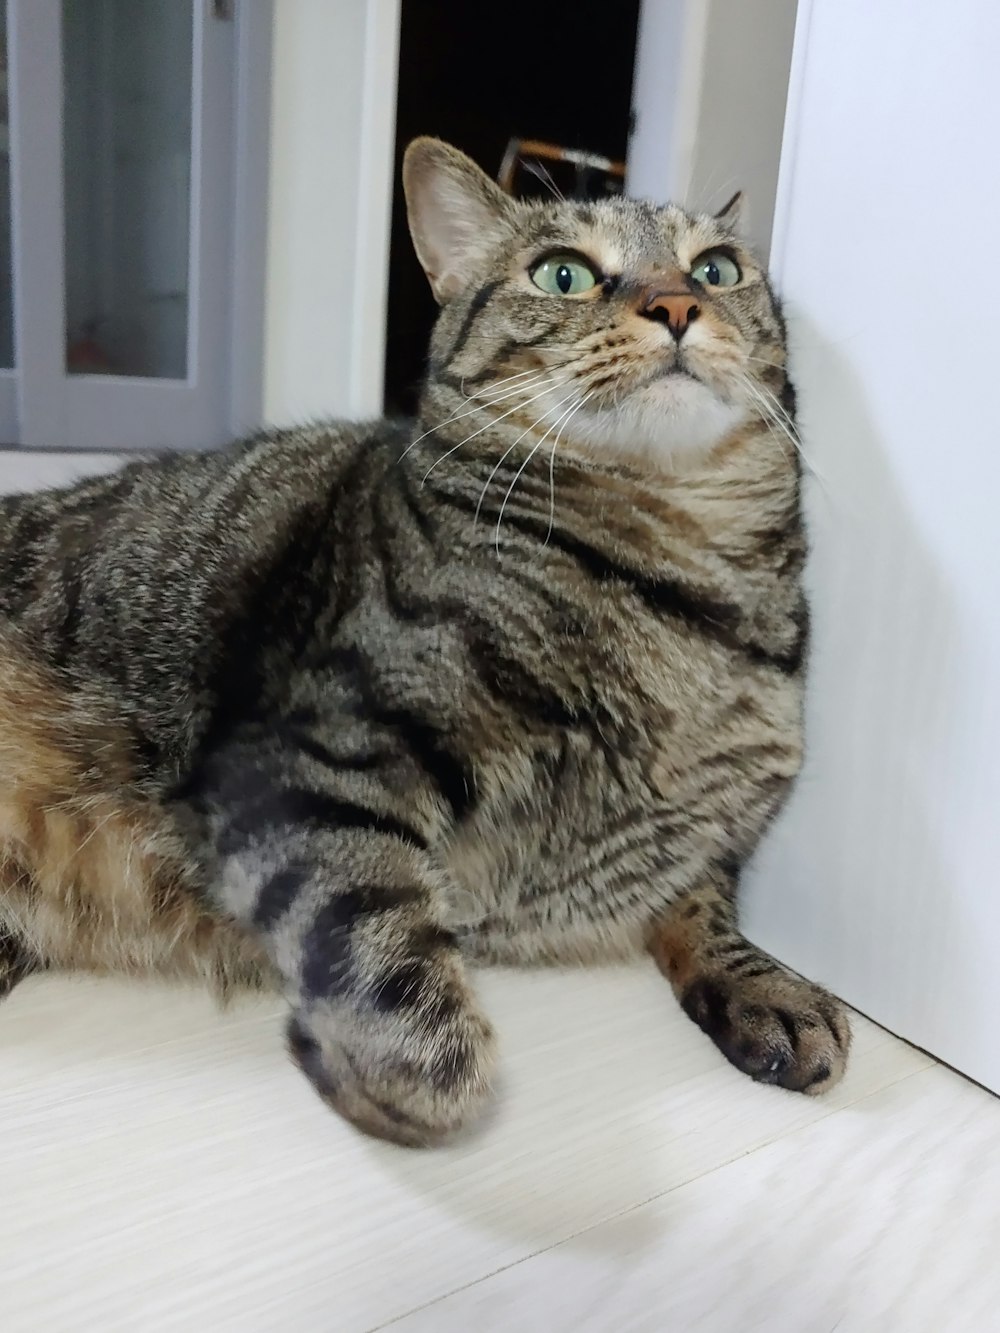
530, 253, 599, 296
690, 250, 742, 287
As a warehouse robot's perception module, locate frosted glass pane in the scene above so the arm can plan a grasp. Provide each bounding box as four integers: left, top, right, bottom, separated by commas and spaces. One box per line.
0, 8, 12, 370
63, 0, 193, 379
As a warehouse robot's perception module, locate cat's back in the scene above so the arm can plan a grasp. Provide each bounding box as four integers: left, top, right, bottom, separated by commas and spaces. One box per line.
0, 420, 397, 764
0, 421, 373, 608
0, 420, 406, 638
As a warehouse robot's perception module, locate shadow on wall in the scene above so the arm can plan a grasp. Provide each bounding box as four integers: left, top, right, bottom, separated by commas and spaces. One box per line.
742, 316, 986, 1084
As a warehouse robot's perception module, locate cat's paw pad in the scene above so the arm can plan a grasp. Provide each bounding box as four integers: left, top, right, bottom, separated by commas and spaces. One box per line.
286, 1003, 497, 1147
681, 970, 850, 1095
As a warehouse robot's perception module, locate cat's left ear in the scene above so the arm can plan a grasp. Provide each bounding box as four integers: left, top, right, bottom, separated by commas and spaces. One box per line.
714, 190, 745, 233
403, 137, 513, 303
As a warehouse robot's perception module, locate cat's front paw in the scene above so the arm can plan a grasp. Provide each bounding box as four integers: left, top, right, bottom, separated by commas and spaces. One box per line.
680, 968, 851, 1095
286, 998, 496, 1147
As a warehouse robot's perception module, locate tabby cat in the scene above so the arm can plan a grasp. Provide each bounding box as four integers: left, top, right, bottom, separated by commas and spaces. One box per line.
0, 139, 849, 1145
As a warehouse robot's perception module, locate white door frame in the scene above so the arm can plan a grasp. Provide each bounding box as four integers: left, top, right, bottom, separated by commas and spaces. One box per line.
626, 0, 709, 207
628, 0, 798, 258
261, 0, 400, 427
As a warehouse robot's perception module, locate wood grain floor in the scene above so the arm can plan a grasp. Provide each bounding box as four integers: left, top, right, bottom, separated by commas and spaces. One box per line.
1, 964, 995, 1331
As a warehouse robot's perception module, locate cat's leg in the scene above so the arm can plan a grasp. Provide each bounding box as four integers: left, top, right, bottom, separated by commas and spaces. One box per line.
0, 850, 44, 997
0, 924, 41, 998
196, 735, 495, 1147
650, 870, 850, 1094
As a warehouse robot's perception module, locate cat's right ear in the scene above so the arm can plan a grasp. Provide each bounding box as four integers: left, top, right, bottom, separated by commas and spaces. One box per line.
714, 190, 746, 234
403, 138, 513, 303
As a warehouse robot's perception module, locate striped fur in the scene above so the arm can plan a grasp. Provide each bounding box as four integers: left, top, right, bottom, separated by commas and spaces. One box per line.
0, 140, 848, 1144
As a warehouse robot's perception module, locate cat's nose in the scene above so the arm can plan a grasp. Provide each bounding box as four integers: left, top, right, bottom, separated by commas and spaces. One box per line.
640, 292, 701, 342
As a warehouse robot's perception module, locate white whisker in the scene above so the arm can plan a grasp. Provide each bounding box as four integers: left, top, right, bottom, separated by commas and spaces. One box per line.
742, 368, 799, 433
739, 374, 831, 495
745, 355, 788, 370
545, 392, 593, 546
398, 368, 560, 463
421, 376, 573, 483
524, 159, 566, 203
477, 366, 556, 400
741, 377, 801, 457
743, 377, 803, 453
473, 387, 582, 524
458, 365, 540, 402
494, 393, 589, 557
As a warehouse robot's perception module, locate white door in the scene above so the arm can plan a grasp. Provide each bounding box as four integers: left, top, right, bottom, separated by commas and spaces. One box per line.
4, 0, 270, 451
743, 0, 1000, 1093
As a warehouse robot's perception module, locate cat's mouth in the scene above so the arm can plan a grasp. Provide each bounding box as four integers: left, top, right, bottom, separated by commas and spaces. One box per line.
639, 350, 744, 406
636, 357, 706, 393
581, 357, 715, 414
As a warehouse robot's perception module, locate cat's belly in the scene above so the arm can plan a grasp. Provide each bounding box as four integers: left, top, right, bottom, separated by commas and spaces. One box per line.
442, 705, 802, 967
449, 815, 732, 967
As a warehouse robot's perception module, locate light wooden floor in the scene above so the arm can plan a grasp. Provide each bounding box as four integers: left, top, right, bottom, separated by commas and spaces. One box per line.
2, 964, 997, 1332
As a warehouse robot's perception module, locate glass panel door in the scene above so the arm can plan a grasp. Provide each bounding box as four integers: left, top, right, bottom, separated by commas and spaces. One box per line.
8, 0, 269, 452
62, 0, 193, 380
0, 3, 16, 443
0, 3, 13, 370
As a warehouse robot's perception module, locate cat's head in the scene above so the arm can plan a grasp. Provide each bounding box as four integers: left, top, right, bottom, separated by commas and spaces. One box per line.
404, 138, 790, 471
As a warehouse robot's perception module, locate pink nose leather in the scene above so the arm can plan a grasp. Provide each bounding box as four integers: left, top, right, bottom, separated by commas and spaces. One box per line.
641, 292, 701, 341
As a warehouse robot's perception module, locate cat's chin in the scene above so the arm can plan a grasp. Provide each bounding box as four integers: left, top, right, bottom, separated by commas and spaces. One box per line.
570, 375, 748, 471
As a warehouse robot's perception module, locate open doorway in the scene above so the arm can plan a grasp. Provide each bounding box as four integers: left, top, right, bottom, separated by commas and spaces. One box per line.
381, 0, 798, 418
384, 0, 642, 417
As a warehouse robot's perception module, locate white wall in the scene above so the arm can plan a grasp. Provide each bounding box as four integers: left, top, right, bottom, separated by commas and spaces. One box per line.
743, 0, 1000, 1093
628, 0, 798, 258
0, 451, 121, 493
262, 0, 399, 427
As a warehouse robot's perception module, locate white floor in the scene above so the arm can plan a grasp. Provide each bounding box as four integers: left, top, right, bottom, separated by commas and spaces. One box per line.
1, 963, 997, 1332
